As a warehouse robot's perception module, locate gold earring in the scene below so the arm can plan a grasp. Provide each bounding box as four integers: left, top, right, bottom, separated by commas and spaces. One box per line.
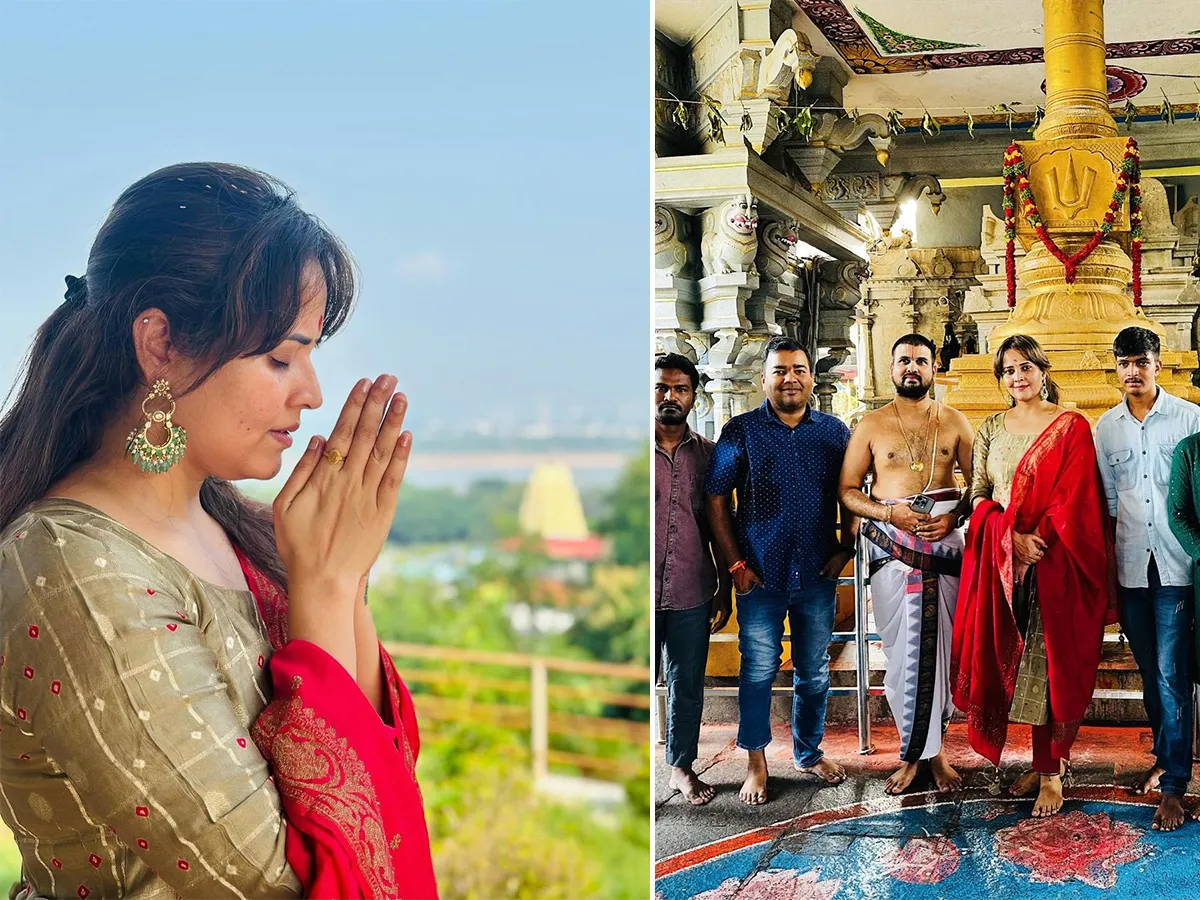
125, 379, 187, 474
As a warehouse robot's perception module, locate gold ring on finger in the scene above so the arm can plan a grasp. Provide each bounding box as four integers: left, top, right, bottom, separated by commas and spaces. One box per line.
323, 448, 345, 466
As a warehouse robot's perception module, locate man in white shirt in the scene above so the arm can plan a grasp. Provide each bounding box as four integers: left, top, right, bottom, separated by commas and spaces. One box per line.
1095, 326, 1200, 832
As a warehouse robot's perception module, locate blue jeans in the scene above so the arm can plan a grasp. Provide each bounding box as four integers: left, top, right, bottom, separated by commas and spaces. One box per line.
1119, 559, 1195, 797
736, 581, 838, 767
656, 603, 712, 768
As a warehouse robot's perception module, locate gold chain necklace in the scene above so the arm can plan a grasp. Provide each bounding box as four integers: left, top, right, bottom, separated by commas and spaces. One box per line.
893, 401, 937, 473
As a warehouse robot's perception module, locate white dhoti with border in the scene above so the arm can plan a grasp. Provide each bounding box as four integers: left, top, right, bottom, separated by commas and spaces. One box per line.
863, 488, 963, 762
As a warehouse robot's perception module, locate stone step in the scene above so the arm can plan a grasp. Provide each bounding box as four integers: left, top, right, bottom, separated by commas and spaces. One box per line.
697, 617, 1154, 726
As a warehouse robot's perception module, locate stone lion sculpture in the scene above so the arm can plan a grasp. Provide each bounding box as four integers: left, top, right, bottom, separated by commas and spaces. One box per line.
701, 194, 760, 276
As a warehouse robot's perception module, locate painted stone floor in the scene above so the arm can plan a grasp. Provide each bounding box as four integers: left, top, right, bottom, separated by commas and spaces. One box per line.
655, 723, 1200, 898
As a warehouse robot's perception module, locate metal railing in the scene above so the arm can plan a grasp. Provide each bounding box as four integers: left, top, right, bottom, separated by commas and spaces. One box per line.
384, 641, 650, 783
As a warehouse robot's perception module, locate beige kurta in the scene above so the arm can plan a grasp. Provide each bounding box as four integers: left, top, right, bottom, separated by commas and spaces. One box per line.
968, 413, 1050, 726
0, 499, 302, 899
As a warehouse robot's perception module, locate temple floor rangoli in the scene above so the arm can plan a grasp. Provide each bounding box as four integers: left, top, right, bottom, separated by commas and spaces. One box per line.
655, 724, 1200, 898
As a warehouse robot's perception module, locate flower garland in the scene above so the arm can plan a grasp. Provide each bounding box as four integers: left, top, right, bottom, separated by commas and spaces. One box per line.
1002, 137, 1143, 308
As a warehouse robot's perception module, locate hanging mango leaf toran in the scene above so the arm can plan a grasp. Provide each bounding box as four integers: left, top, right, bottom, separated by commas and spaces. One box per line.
886, 108, 905, 135
1160, 89, 1176, 125
1123, 99, 1138, 130
698, 93, 728, 144
989, 102, 1020, 131
1028, 105, 1044, 134
792, 104, 814, 140
920, 107, 941, 139
962, 108, 975, 139
668, 92, 689, 130
740, 106, 754, 133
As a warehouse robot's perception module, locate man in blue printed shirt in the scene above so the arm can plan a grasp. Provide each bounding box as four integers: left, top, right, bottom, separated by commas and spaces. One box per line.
1095, 326, 1200, 833
705, 336, 856, 805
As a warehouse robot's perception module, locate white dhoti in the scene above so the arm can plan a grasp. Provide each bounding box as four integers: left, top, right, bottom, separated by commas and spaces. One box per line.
864, 488, 963, 762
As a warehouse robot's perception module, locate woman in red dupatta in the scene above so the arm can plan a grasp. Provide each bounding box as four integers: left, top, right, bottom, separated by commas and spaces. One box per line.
239, 546, 438, 900
952, 335, 1117, 817
0, 163, 437, 898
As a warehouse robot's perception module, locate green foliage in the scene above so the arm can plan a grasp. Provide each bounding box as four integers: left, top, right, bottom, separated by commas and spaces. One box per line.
566, 564, 652, 667
595, 446, 650, 567
389, 479, 525, 545
420, 728, 649, 900
0, 832, 20, 896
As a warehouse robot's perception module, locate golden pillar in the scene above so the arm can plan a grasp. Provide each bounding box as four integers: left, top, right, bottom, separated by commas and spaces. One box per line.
946, 0, 1199, 425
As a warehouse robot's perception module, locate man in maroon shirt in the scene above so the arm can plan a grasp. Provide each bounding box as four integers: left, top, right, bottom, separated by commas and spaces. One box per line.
655, 353, 732, 804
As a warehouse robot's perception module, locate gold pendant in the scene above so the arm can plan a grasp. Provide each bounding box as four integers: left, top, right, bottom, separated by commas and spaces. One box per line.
910, 461, 925, 472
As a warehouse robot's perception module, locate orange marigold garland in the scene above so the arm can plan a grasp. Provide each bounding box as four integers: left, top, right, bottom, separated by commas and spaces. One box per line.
1002, 137, 1143, 308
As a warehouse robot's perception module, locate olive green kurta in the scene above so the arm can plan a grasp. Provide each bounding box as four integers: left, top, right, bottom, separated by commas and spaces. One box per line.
0, 499, 302, 899
969, 412, 1050, 725
1166, 434, 1200, 681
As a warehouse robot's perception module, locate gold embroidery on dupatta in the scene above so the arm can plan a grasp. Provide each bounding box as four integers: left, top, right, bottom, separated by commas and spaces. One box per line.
252, 694, 397, 898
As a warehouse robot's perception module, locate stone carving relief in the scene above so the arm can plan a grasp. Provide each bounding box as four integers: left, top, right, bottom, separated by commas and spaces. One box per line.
738, 28, 819, 101
1173, 195, 1198, 241
755, 220, 800, 288
1139, 178, 1178, 242
701, 194, 760, 276
867, 228, 913, 255
654, 206, 694, 280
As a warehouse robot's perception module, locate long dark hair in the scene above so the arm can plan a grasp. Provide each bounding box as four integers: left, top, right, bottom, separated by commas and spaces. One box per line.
992, 334, 1060, 405
0, 162, 357, 587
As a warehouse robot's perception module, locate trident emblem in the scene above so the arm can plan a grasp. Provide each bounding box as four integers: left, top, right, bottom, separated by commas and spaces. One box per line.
1047, 152, 1098, 220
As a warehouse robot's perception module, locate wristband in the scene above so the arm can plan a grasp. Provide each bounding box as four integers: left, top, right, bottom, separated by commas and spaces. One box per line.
728, 560, 746, 574
883, 505, 893, 524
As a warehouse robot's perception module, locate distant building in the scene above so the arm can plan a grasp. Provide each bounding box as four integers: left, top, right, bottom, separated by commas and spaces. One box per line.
498, 462, 608, 582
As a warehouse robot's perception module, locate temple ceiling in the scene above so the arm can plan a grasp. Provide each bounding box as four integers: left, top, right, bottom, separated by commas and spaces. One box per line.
657, 1, 1200, 125
798, 0, 1200, 122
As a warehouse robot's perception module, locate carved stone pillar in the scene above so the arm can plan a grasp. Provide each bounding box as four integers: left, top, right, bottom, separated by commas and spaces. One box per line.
857, 236, 984, 408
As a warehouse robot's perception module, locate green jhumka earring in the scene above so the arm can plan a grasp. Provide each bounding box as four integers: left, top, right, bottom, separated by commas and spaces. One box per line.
126, 378, 187, 474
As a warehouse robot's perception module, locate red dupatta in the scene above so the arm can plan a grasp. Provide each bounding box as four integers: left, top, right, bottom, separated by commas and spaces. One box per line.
951, 410, 1117, 766
234, 548, 439, 899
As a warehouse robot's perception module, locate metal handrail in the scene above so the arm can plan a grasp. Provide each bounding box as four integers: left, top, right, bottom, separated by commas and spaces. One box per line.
854, 475, 874, 754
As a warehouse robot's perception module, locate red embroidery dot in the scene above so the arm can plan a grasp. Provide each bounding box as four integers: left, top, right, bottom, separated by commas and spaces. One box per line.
137, 838, 148, 850
77, 886, 90, 899
177, 859, 189, 871
176, 611, 187, 621
19, 754, 30, 761
236, 737, 247, 748
51, 858, 62, 869
23, 666, 34, 679
166, 623, 178, 632
146, 588, 155, 595
88, 854, 101, 868
257, 655, 265, 668
27, 625, 38, 639
1, 655, 5, 665
51, 681, 61, 695
135, 806, 148, 817
16, 708, 26, 721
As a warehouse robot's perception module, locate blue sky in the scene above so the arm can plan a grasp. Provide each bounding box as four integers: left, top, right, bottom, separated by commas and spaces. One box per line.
0, 0, 650, 452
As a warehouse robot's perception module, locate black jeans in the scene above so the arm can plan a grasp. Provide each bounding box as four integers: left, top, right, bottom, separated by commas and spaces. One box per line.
656, 603, 711, 768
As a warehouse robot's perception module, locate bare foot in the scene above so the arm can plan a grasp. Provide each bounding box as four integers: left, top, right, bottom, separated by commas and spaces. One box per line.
1132, 765, 1164, 796
1031, 774, 1063, 817
796, 757, 846, 784
1009, 770, 1040, 796
884, 761, 921, 795
670, 766, 715, 806
930, 752, 962, 793
1152, 795, 1186, 831
739, 750, 768, 805
1191, 802, 1200, 822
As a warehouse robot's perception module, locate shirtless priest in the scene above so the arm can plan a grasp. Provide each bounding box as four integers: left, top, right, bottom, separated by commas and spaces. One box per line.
839, 333, 974, 794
